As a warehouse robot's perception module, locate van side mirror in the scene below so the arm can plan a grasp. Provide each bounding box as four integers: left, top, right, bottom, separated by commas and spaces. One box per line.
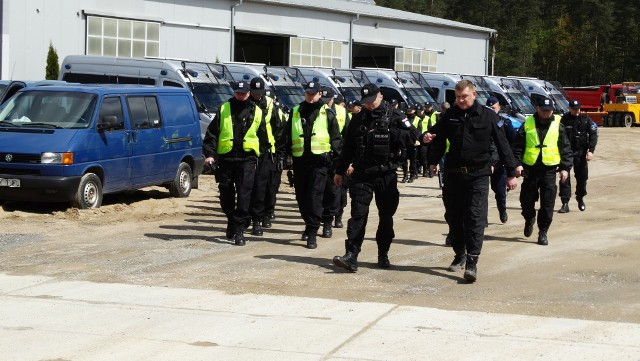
97, 115, 118, 131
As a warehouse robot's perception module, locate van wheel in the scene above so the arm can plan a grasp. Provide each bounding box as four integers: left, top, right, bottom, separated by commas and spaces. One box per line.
624, 113, 634, 128
169, 162, 192, 198
71, 173, 103, 209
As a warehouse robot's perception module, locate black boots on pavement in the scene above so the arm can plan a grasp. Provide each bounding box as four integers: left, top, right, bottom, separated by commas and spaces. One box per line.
322, 221, 333, 238
558, 202, 570, 213
333, 251, 358, 272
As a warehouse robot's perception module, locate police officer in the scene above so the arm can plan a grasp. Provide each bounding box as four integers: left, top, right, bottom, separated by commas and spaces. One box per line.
248, 77, 285, 236
203, 80, 270, 246
418, 102, 438, 178
285, 81, 342, 249
401, 103, 419, 183
347, 100, 362, 115
320, 88, 351, 235
486, 96, 518, 223
558, 100, 598, 213
332, 83, 416, 272
512, 97, 573, 246
424, 80, 518, 282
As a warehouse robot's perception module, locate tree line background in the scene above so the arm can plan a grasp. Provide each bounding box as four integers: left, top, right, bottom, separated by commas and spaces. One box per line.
376, 0, 639, 86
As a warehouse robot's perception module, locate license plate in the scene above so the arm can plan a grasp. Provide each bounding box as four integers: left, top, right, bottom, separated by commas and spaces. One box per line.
0, 178, 20, 187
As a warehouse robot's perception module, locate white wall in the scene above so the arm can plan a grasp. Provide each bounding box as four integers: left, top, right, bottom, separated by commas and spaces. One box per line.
1, 0, 489, 80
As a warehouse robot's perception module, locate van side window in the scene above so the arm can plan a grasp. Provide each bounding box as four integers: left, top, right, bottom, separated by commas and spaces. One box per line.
99, 96, 125, 130
163, 80, 184, 88
62, 73, 155, 86
127, 96, 162, 129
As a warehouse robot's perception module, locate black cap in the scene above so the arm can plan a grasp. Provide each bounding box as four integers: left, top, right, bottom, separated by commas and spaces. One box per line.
424, 101, 433, 108
406, 103, 417, 111
250, 77, 266, 95
360, 83, 380, 103
390, 99, 399, 105
321, 86, 336, 100
348, 99, 361, 107
230, 81, 250, 93
334, 94, 345, 103
538, 97, 554, 110
486, 96, 499, 107
303, 81, 322, 94
569, 99, 581, 109
415, 104, 424, 111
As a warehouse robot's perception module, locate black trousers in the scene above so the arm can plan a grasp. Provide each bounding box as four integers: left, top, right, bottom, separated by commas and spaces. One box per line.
520, 167, 557, 232
293, 160, 328, 233
250, 154, 279, 221
216, 159, 256, 233
344, 171, 399, 255
417, 144, 429, 168
490, 163, 507, 212
322, 171, 341, 222
443, 173, 489, 256
401, 146, 418, 176
266, 169, 282, 216
559, 152, 588, 202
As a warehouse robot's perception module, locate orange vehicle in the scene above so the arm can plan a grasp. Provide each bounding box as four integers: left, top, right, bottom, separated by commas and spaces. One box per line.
563, 84, 622, 126
602, 82, 640, 127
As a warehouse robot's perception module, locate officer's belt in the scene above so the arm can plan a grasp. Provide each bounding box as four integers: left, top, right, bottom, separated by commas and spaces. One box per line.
445, 166, 476, 174
363, 162, 398, 175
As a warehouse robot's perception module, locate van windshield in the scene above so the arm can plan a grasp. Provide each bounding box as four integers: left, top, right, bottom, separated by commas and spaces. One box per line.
507, 91, 536, 115
273, 86, 305, 110
404, 87, 435, 105
339, 87, 361, 103
0, 91, 97, 129
191, 83, 234, 113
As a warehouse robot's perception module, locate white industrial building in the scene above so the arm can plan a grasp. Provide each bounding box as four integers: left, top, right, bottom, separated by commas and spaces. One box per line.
0, 0, 496, 80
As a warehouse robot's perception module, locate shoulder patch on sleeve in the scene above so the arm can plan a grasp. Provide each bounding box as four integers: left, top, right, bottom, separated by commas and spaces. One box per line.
402, 118, 411, 128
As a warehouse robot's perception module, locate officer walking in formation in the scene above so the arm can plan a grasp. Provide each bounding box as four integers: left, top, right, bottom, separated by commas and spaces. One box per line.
203, 80, 270, 246
320, 86, 348, 238
424, 80, 518, 282
557, 99, 598, 213
486, 96, 518, 223
401, 103, 419, 183
248, 77, 285, 236
285, 81, 342, 249
512, 97, 573, 246
419, 102, 438, 177
347, 100, 362, 115
333, 83, 416, 272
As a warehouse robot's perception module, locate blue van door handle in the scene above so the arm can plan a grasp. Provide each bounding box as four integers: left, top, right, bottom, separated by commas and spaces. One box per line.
131, 130, 138, 142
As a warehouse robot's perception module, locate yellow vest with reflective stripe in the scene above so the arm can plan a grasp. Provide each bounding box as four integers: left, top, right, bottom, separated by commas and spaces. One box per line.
217, 101, 264, 157
291, 104, 331, 157
334, 105, 347, 132
263, 96, 276, 152
427, 111, 439, 129
412, 115, 421, 128
522, 115, 561, 166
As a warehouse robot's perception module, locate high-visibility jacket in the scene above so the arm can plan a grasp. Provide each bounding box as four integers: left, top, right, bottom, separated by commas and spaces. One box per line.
290, 104, 331, 157
334, 104, 348, 132
217, 101, 263, 156
262, 96, 276, 153
522, 115, 561, 166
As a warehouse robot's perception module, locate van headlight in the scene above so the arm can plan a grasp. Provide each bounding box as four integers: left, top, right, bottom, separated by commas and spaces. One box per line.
41, 152, 74, 164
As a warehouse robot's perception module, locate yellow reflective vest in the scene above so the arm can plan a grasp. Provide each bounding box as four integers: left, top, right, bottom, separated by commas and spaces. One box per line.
291, 104, 331, 157
522, 115, 561, 166
217, 101, 263, 156
334, 105, 348, 133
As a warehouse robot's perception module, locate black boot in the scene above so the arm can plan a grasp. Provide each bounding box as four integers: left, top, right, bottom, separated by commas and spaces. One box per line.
423, 166, 429, 178
234, 231, 246, 246
306, 233, 317, 249
261, 217, 272, 228
407, 174, 416, 183
334, 214, 344, 228
378, 251, 391, 269
463, 254, 479, 282
524, 217, 535, 237
537, 230, 548, 245
447, 253, 465, 272
401, 173, 409, 183
333, 251, 358, 272
577, 198, 586, 211
558, 202, 570, 213
322, 221, 333, 238
499, 208, 508, 223
225, 223, 234, 239
251, 218, 263, 236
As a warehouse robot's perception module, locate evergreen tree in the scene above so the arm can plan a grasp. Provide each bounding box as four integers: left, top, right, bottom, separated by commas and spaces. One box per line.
45, 42, 59, 80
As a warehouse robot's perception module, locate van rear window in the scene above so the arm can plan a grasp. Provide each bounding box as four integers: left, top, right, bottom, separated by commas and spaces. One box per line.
63, 73, 155, 86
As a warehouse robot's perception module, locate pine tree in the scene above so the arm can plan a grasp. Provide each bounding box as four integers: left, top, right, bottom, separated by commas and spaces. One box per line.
45, 42, 59, 80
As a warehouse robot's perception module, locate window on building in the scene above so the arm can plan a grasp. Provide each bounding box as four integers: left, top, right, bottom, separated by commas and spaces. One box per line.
87, 16, 160, 58
290, 37, 342, 68
394, 48, 437, 72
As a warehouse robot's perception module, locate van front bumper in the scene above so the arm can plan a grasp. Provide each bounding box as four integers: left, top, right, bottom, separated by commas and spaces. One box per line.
0, 174, 82, 203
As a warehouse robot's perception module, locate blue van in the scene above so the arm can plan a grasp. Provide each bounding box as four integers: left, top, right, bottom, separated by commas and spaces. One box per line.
0, 85, 204, 208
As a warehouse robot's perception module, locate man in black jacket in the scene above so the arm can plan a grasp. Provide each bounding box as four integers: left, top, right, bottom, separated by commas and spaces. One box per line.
424, 80, 518, 282
285, 82, 342, 249
557, 100, 598, 213
203, 80, 270, 246
513, 97, 573, 246
332, 83, 416, 272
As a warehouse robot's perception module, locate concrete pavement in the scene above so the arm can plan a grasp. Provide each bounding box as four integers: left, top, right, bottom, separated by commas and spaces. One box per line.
1, 273, 639, 361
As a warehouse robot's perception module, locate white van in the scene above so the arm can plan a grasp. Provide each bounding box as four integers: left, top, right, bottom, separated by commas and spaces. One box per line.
359, 68, 435, 107
295, 67, 370, 103
59, 55, 234, 138
504, 76, 570, 114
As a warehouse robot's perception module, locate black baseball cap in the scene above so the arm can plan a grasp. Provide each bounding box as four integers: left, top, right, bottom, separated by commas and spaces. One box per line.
321, 86, 336, 100
360, 83, 380, 103
538, 97, 554, 111
303, 81, 322, 94
569, 99, 581, 109
486, 96, 499, 107
334, 94, 345, 103
348, 99, 361, 107
250, 77, 266, 95
230, 81, 250, 94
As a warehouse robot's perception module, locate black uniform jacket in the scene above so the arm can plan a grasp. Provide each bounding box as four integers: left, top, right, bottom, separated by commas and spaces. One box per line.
335, 101, 416, 176
202, 97, 270, 161
427, 101, 517, 177
512, 113, 573, 172
284, 100, 342, 165
560, 113, 598, 154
